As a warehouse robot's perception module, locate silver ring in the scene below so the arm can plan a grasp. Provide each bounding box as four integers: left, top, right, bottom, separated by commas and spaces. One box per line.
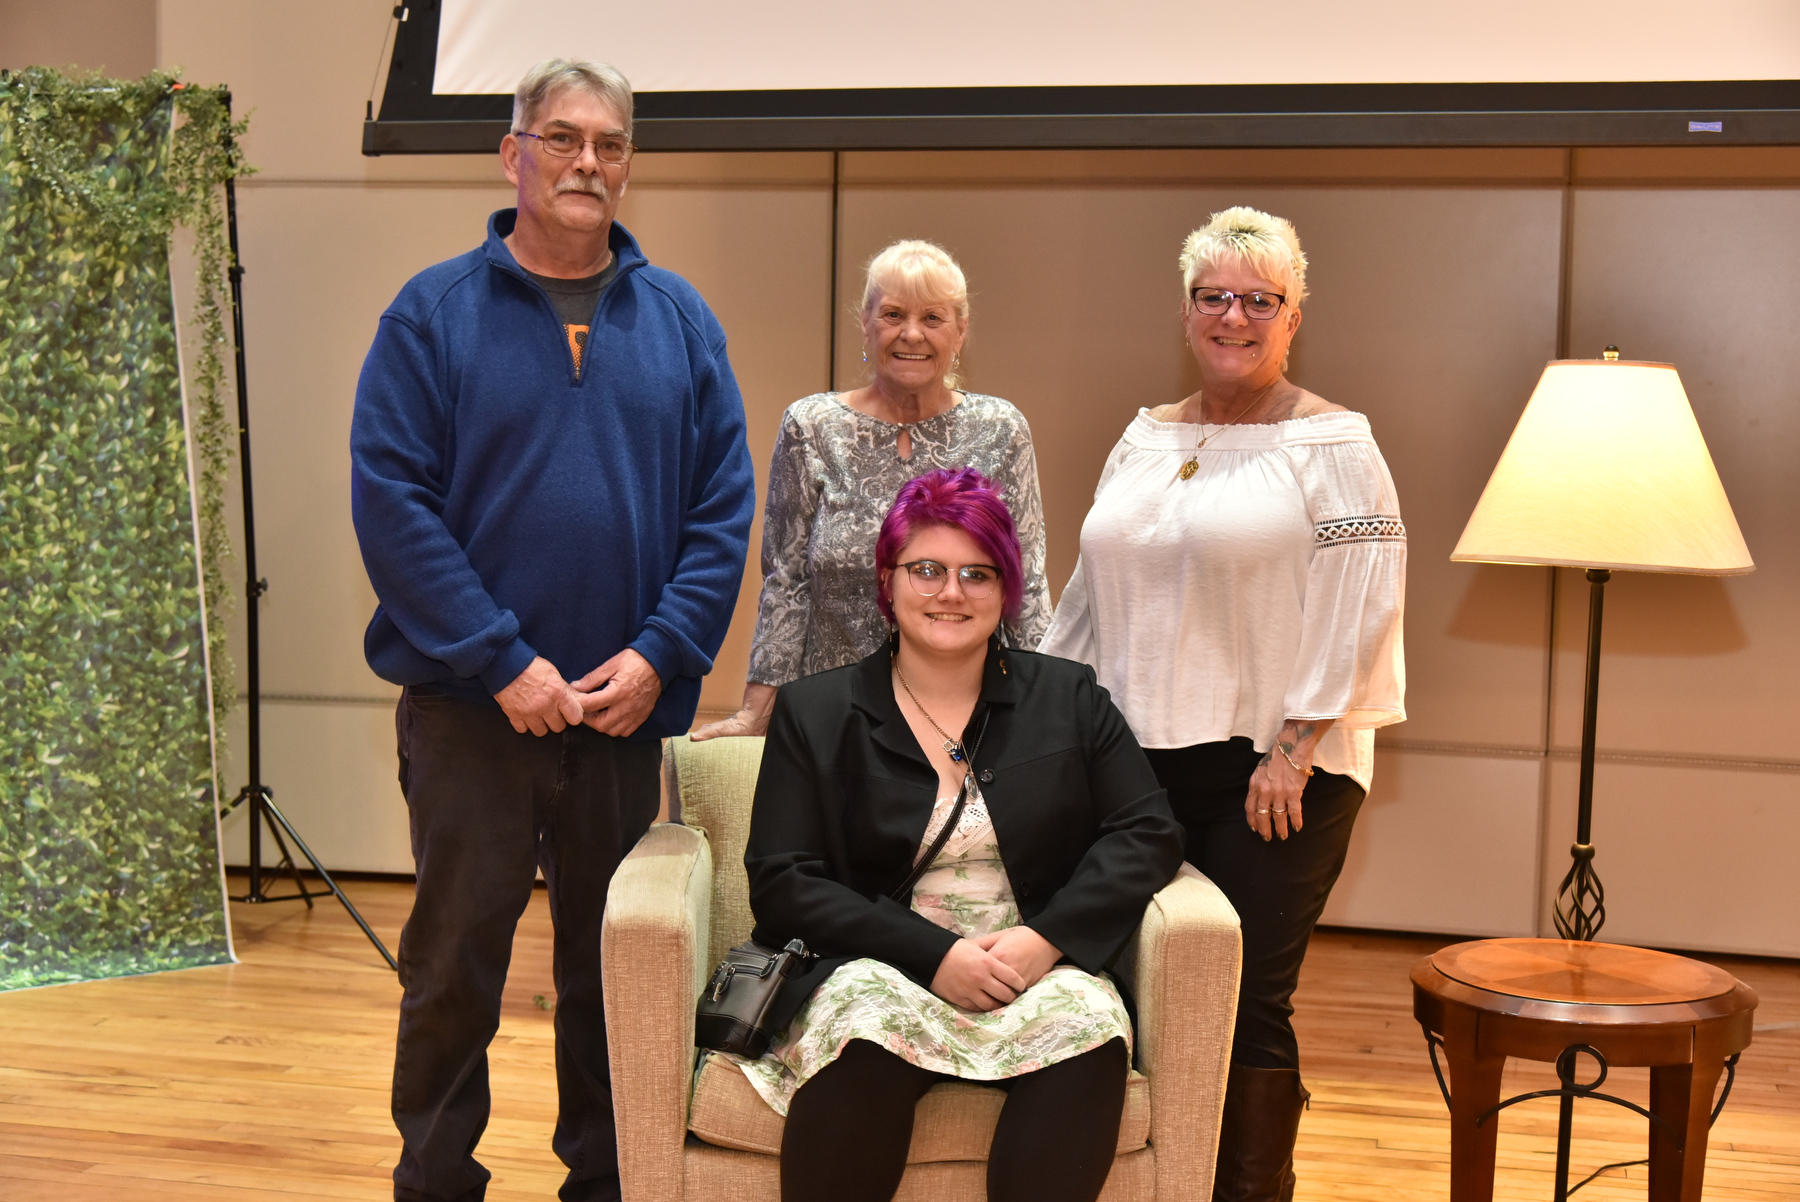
1272, 807, 1288, 814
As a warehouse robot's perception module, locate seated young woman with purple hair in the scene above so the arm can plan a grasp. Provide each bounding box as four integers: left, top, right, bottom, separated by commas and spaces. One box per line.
734, 468, 1185, 1202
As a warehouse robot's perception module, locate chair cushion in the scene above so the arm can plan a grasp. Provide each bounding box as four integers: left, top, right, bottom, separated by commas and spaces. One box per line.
688, 1051, 1151, 1162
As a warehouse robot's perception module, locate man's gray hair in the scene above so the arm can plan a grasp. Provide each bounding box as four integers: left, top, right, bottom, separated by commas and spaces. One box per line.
512, 59, 634, 138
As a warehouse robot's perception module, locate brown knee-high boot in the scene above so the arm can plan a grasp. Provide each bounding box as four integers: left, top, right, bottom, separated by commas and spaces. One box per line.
1211, 1064, 1311, 1202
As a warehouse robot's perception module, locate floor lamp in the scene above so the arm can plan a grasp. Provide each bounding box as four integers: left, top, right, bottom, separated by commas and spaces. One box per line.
1450, 348, 1752, 942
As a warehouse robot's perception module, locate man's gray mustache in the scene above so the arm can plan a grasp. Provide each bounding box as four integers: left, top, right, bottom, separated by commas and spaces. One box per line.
556, 178, 610, 200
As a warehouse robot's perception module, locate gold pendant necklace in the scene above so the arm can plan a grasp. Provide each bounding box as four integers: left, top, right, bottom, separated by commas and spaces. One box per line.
1177, 390, 1268, 481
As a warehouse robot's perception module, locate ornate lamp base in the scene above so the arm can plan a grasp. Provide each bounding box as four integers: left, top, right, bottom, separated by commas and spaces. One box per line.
1553, 841, 1606, 942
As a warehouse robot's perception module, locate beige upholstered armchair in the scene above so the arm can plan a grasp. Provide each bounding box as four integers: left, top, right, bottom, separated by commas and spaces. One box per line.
603, 734, 1242, 1201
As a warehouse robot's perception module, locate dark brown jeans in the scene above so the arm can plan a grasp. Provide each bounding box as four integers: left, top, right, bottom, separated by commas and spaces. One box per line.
390, 686, 660, 1202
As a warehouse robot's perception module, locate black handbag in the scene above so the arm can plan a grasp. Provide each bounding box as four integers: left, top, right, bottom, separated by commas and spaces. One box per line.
693, 711, 989, 1058
693, 938, 817, 1058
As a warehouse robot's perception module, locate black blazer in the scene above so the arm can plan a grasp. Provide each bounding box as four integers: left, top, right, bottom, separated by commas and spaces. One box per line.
744, 641, 1185, 1022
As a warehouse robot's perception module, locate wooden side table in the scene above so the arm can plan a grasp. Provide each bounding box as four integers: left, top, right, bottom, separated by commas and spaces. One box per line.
1412, 938, 1757, 1202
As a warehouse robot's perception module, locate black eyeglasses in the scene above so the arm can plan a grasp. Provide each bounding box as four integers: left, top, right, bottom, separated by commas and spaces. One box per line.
514, 129, 634, 164
895, 560, 1001, 598
1189, 287, 1288, 320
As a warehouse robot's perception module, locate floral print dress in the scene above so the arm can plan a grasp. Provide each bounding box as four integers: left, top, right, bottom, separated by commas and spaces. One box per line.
745, 392, 1053, 687
722, 782, 1133, 1115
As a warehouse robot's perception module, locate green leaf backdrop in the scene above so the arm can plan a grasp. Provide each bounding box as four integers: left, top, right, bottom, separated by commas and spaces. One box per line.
1, 69, 250, 990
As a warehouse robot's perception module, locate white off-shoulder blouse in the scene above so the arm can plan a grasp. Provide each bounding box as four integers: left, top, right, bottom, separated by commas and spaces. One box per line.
1039, 409, 1406, 791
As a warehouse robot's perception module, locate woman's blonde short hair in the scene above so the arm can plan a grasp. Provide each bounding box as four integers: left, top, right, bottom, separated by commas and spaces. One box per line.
1179, 206, 1308, 308
860, 240, 970, 325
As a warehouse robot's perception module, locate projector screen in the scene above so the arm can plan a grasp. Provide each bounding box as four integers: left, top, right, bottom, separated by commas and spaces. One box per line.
367, 0, 1800, 154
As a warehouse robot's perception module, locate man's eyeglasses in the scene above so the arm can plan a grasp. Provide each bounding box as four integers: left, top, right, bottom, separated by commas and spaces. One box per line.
514, 129, 634, 164
1189, 287, 1288, 320
896, 560, 1000, 599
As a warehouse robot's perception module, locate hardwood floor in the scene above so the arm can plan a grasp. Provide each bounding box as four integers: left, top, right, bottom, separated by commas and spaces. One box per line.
1, 873, 1795, 1200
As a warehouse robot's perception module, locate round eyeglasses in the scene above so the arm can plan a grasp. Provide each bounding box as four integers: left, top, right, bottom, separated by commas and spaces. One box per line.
1189, 287, 1288, 320
895, 560, 1000, 599
514, 129, 635, 164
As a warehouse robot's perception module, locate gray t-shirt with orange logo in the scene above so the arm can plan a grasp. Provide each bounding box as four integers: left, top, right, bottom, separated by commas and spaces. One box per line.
526, 258, 618, 377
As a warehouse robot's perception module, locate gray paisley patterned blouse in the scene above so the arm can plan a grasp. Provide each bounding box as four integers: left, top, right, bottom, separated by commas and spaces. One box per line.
746, 392, 1052, 686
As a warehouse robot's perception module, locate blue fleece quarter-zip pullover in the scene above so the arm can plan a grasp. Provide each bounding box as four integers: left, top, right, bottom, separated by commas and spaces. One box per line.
350, 210, 755, 739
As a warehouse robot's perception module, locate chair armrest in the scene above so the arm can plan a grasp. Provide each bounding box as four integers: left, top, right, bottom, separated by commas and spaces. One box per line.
1131, 863, 1241, 1198
603, 821, 714, 1202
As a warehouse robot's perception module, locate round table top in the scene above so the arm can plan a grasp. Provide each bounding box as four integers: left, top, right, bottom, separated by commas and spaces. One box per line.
1431, 938, 1739, 1006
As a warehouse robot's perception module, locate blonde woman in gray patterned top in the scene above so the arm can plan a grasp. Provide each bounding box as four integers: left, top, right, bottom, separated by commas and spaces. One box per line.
693, 239, 1050, 740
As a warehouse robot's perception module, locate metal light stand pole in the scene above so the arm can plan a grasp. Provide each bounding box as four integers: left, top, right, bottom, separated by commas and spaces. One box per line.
210, 90, 396, 971
1552, 567, 1610, 942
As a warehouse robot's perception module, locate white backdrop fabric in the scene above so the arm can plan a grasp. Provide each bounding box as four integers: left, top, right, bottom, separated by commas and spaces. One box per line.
435, 0, 1800, 96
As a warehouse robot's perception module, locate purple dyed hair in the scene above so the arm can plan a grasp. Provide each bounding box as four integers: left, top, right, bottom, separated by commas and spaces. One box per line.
875, 467, 1024, 625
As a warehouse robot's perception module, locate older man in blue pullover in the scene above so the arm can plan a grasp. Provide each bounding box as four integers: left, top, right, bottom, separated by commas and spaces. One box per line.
351, 59, 754, 1202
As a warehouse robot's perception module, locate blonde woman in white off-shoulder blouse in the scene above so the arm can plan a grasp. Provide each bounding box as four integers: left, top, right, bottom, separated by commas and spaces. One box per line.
1040, 206, 1405, 1202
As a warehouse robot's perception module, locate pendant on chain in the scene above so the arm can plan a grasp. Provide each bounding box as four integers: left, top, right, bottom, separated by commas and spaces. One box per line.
945, 740, 965, 763
1178, 458, 1199, 481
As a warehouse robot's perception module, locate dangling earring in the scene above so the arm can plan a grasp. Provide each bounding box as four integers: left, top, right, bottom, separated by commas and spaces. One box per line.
862, 346, 868, 363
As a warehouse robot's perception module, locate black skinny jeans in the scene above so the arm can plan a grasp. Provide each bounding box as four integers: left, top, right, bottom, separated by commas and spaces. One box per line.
780, 1037, 1129, 1202
390, 687, 661, 1202
1143, 738, 1364, 1070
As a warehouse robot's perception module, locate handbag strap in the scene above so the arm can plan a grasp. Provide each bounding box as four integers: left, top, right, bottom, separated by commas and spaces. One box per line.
889, 708, 991, 902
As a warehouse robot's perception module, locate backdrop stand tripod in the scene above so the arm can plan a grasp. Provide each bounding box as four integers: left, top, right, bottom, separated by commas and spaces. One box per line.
208, 92, 396, 971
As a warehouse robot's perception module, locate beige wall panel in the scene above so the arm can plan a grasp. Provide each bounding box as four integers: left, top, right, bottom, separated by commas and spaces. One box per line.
1574, 146, 1800, 185
1538, 757, 1800, 958
839, 148, 1569, 187
1284, 193, 1562, 750
630, 154, 834, 188
220, 702, 412, 873
232, 182, 514, 699
1322, 750, 1542, 937
0, 0, 156, 77
835, 175, 1561, 748
1554, 189, 1800, 761
161, 0, 502, 182
613, 172, 835, 715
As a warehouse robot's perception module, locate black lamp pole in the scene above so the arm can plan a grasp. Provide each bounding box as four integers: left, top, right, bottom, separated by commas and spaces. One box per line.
211, 90, 396, 970
1553, 567, 1610, 942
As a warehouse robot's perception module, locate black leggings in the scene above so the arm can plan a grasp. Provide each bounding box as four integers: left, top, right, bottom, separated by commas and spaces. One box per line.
780, 1037, 1129, 1202
1143, 738, 1365, 1071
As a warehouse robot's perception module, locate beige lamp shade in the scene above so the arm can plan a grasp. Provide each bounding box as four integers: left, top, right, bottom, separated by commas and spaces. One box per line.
1452, 359, 1753, 575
